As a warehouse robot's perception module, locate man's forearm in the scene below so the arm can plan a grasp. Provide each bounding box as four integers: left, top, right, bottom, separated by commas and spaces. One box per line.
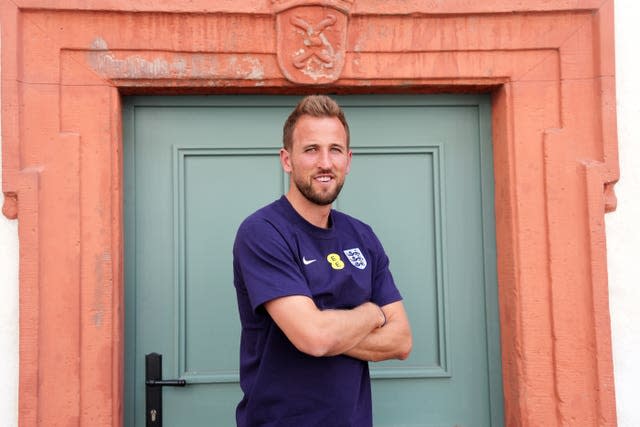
344, 301, 413, 362
317, 302, 387, 357
264, 296, 386, 358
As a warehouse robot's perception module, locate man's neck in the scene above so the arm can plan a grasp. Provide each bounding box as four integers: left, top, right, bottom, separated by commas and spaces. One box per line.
285, 191, 332, 229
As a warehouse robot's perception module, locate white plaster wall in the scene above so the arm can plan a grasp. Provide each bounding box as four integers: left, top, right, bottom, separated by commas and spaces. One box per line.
0, 179, 18, 427
608, 1, 640, 426
0, 4, 639, 426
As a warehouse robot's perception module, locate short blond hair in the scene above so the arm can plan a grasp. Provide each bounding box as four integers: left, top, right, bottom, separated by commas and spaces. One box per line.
282, 95, 350, 151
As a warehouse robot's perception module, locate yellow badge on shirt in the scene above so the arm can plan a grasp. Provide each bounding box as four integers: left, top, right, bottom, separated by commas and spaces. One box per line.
326, 253, 345, 270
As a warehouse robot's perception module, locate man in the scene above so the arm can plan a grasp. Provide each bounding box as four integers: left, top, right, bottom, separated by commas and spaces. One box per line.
233, 95, 412, 427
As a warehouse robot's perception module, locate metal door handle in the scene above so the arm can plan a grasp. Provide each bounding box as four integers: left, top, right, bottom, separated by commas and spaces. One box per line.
145, 353, 188, 426
146, 379, 186, 387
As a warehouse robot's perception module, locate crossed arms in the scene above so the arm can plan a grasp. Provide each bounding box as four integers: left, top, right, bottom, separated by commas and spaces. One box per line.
264, 296, 412, 362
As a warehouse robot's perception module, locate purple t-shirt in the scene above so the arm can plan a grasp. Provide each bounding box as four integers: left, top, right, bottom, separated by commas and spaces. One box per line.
233, 196, 402, 427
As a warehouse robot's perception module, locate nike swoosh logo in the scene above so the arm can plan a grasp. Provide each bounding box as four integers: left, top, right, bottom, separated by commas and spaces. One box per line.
302, 257, 317, 265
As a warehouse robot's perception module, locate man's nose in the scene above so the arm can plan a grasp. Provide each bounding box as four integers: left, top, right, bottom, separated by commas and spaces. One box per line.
317, 149, 332, 169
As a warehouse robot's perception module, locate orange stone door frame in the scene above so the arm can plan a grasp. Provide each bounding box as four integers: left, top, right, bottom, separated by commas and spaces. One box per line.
1, 1, 619, 425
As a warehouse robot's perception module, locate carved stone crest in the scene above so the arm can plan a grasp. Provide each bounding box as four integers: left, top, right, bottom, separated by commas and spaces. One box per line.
274, 1, 351, 84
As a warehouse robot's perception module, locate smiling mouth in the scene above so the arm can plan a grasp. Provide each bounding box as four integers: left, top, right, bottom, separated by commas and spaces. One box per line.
315, 175, 333, 183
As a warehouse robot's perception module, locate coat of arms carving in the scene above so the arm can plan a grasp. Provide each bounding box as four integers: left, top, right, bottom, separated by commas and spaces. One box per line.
274, 1, 351, 84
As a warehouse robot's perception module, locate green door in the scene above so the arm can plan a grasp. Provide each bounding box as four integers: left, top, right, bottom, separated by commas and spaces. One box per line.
124, 95, 503, 426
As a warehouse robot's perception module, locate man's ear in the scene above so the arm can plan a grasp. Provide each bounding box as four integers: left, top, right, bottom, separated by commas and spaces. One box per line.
346, 150, 352, 175
280, 148, 292, 173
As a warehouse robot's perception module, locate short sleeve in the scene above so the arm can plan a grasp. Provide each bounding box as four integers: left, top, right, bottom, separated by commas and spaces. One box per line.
368, 228, 403, 307
233, 219, 312, 312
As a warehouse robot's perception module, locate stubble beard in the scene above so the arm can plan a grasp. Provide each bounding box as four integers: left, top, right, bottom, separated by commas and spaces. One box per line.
293, 174, 345, 206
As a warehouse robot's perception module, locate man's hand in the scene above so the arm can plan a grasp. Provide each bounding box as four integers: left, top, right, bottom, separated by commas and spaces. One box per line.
264, 296, 386, 357
343, 301, 412, 362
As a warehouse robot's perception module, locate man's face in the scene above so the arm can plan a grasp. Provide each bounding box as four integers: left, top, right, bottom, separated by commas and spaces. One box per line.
280, 115, 352, 206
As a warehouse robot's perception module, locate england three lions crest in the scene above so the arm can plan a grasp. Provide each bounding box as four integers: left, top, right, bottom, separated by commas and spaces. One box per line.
343, 248, 367, 270
275, 3, 349, 84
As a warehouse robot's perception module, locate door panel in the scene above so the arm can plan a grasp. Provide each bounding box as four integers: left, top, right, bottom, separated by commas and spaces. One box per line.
124, 95, 503, 426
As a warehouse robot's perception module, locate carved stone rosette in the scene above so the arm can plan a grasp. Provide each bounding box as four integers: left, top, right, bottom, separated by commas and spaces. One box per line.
274, 0, 352, 84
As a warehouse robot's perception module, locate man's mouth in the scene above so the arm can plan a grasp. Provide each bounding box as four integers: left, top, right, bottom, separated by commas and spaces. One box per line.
315, 175, 333, 183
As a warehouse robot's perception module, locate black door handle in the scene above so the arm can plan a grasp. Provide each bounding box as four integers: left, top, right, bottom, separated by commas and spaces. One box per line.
146, 379, 187, 387
145, 353, 187, 426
